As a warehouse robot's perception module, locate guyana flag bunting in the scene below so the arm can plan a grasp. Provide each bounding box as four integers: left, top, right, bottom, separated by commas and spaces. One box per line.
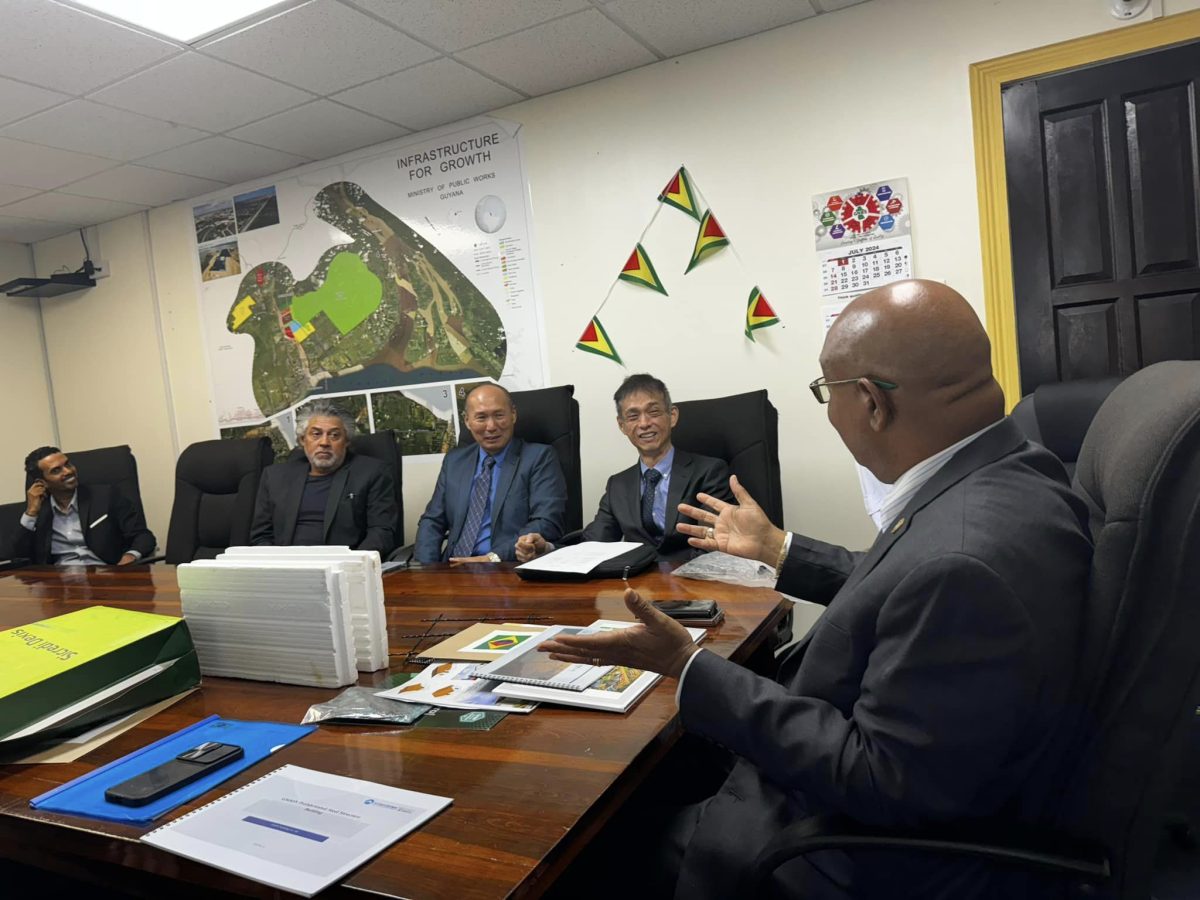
744, 286, 780, 341
658, 166, 701, 220
577, 316, 622, 364
619, 243, 668, 295
686, 210, 730, 272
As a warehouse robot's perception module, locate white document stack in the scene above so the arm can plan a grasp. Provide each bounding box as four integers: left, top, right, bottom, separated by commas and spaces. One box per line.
220, 547, 389, 672
175, 548, 389, 688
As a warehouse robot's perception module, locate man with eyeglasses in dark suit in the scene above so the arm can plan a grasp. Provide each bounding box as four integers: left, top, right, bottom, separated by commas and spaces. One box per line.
516, 374, 733, 563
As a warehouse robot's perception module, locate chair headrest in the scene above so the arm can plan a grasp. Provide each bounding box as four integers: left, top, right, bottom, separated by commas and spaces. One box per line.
1029, 377, 1124, 464
1074, 362, 1200, 526
178, 438, 272, 494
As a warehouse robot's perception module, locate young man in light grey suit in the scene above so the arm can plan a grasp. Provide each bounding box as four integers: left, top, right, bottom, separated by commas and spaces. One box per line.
414, 383, 566, 563
543, 281, 1095, 899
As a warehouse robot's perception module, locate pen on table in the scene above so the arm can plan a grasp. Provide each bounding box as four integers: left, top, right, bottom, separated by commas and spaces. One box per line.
622, 565, 630, 586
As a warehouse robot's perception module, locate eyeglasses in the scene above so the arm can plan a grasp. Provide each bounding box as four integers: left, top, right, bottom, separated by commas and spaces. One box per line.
808, 376, 898, 404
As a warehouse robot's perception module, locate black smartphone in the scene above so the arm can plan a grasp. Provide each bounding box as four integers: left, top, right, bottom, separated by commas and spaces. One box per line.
104, 742, 244, 807
654, 599, 720, 620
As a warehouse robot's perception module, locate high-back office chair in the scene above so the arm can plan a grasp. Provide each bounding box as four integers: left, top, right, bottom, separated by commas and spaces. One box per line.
1010, 377, 1124, 478
750, 360, 1200, 899
63, 444, 148, 524
286, 429, 405, 546
456, 384, 583, 533
165, 437, 273, 563
672, 389, 783, 527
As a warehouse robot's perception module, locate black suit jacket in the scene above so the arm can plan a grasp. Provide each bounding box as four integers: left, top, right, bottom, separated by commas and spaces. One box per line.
675, 418, 1094, 899
4, 484, 156, 564
581, 448, 733, 560
250, 452, 398, 556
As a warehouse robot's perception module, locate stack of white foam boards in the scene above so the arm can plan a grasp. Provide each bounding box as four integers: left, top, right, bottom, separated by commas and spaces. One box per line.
219, 547, 388, 672
175, 559, 359, 688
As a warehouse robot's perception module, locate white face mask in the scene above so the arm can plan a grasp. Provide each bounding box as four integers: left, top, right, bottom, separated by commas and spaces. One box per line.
856, 464, 893, 531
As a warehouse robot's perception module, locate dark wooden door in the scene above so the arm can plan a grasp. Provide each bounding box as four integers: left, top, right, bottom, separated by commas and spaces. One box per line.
1004, 41, 1200, 392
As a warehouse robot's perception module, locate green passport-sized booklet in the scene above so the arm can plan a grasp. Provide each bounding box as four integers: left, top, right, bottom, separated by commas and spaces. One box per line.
0, 606, 201, 750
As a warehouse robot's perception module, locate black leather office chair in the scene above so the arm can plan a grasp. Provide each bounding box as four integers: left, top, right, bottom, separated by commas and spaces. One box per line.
64, 444, 144, 509
350, 430, 404, 546
750, 360, 1200, 899
671, 388, 783, 528
164, 437, 273, 563
456, 384, 583, 533
286, 429, 405, 546
1010, 377, 1123, 478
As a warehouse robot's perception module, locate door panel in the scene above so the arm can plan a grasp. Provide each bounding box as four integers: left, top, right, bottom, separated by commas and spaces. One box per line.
1136, 290, 1200, 364
1004, 41, 1200, 391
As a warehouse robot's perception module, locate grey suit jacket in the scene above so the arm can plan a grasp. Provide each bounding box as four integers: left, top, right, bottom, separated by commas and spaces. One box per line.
581, 448, 733, 561
675, 417, 1094, 899
414, 438, 567, 562
250, 452, 398, 556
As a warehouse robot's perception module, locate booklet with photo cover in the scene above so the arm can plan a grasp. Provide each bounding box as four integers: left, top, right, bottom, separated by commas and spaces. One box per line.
474, 626, 610, 691
491, 621, 706, 713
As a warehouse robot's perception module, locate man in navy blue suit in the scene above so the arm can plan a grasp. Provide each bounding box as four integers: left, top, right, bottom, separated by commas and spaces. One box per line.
413, 383, 566, 563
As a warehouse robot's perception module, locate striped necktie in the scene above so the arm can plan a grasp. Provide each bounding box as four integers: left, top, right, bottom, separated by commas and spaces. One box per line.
453, 455, 496, 557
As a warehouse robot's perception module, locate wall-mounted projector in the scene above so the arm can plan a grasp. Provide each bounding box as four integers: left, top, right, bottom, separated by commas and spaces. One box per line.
0, 271, 96, 299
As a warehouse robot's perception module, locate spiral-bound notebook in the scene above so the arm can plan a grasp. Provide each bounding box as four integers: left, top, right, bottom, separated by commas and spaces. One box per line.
142, 764, 451, 897
474, 625, 610, 691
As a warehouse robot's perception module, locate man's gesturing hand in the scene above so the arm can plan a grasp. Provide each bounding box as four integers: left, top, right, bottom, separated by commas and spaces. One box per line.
538, 588, 698, 679
676, 475, 787, 567
515, 532, 548, 563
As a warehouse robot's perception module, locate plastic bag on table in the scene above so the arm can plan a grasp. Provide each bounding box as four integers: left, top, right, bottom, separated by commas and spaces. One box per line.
301, 686, 430, 725
671, 551, 778, 589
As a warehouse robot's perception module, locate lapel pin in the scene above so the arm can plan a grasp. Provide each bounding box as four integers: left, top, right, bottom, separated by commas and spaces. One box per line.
890, 517, 906, 535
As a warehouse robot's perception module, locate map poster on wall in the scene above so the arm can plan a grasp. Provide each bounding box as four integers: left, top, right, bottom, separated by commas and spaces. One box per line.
194, 117, 547, 457
812, 177, 913, 331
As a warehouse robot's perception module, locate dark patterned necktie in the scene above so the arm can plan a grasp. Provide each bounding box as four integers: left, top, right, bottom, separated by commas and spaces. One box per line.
453, 455, 496, 557
641, 468, 663, 539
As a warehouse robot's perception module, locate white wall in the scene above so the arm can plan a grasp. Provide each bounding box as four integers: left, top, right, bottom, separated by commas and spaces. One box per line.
26, 0, 1200, 549
0, 240, 56, 504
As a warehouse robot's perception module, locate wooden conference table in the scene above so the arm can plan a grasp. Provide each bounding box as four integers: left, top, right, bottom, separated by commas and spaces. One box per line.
0, 562, 788, 899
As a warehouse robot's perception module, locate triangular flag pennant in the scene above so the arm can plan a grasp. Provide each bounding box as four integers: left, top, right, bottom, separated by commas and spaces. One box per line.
576, 316, 622, 364
744, 287, 780, 341
658, 166, 701, 220
618, 243, 668, 295
686, 210, 730, 272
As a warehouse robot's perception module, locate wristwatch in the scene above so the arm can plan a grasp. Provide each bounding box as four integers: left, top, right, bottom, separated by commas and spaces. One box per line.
486, 552, 501, 563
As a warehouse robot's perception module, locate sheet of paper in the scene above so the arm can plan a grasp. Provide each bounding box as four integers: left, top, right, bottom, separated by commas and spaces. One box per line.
143, 764, 451, 898
515, 541, 642, 575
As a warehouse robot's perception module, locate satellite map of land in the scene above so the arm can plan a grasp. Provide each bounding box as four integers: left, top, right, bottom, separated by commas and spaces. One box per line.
226, 181, 507, 418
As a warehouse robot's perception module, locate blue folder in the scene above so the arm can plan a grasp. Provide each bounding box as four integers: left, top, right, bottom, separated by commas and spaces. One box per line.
29, 715, 315, 824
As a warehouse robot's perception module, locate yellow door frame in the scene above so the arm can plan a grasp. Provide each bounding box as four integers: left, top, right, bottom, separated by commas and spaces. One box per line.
970, 10, 1200, 409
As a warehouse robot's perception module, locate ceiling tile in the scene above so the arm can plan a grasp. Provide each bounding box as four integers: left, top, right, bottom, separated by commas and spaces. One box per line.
0, 215, 77, 243
333, 58, 521, 131
0, 78, 71, 128
0, 137, 118, 190
457, 9, 657, 97
350, 0, 588, 52
604, 0, 815, 57
228, 100, 409, 160
200, 0, 438, 94
0, 192, 145, 225
62, 165, 228, 207
0, 100, 207, 162
0, 184, 40, 205
814, 0, 872, 10
91, 53, 314, 132
0, 0, 179, 95
138, 137, 309, 184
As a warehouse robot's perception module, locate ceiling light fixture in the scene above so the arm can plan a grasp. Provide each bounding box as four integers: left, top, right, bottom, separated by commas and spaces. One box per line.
68, 0, 294, 44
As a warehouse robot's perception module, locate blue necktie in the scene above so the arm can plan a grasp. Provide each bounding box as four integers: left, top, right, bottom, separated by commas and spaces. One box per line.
453, 455, 496, 557
641, 468, 663, 539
